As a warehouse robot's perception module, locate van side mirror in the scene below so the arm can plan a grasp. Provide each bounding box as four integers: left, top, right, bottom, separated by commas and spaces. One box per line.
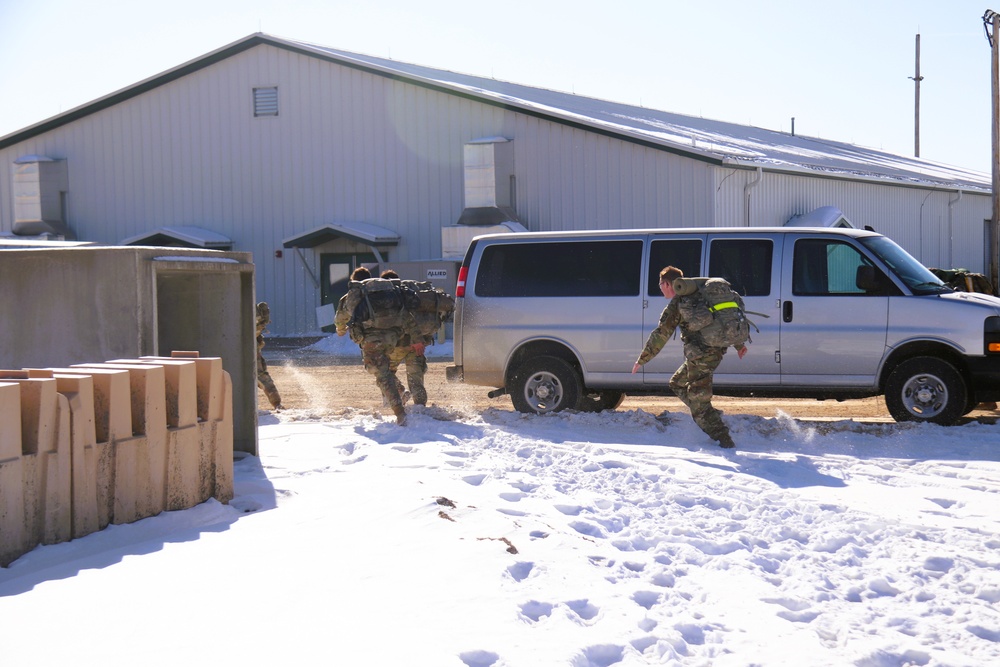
856, 265, 890, 294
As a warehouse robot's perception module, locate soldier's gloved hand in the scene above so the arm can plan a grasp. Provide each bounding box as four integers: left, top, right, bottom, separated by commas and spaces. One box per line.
412, 342, 426, 355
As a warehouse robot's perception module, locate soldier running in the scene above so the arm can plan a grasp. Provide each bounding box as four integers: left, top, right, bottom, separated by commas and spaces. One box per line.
255, 301, 283, 410
335, 266, 408, 425
632, 266, 747, 449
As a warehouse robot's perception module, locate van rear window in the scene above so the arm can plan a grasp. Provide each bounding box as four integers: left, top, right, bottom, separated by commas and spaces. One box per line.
475, 240, 642, 297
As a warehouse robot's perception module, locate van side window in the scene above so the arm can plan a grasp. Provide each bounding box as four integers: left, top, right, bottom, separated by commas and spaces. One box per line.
793, 239, 876, 295
476, 240, 643, 297
648, 239, 702, 296
708, 239, 773, 296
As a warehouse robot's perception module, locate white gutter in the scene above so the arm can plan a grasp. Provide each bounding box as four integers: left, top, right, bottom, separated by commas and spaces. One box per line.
744, 167, 763, 226
948, 189, 963, 267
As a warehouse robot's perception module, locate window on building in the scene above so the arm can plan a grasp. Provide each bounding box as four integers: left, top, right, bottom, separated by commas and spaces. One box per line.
253, 86, 279, 117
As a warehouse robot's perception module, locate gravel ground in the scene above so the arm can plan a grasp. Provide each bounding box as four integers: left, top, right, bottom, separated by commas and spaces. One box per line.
258, 346, 915, 422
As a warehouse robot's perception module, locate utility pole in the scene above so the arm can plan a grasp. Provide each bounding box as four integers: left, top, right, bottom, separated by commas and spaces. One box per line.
910, 34, 923, 157
985, 10, 1000, 293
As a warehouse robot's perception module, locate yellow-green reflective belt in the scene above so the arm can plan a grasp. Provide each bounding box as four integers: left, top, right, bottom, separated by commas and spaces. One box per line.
710, 301, 738, 312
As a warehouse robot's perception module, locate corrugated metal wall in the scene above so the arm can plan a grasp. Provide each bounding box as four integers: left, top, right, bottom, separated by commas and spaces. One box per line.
0, 43, 992, 333
714, 167, 992, 272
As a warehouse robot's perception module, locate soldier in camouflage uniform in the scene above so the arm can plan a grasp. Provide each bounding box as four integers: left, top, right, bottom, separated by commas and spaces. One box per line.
335, 266, 408, 425
632, 266, 747, 449
381, 270, 430, 406
255, 301, 283, 410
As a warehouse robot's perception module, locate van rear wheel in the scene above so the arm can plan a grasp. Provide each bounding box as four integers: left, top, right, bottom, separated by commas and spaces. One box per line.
510, 356, 581, 414
884, 356, 967, 425
578, 390, 625, 412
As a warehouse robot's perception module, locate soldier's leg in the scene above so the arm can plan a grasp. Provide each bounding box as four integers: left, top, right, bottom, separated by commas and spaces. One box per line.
685, 348, 731, 443
668, 361, 693, 408
386, 348, 408, 405
259, 372, 283, 409
257, 354, 283, 409
363, 343, 404, 422
405, 351, 429, 406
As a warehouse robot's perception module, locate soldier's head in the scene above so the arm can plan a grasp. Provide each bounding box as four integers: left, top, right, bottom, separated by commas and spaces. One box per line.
351, 266, 372, 281
658, 266, 683, 299
380, 269, 400, 279
256, 301, 270, 320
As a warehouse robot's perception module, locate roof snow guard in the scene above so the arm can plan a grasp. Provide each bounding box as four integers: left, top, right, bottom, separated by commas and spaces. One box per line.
121, 225, 233, 249
282, 221, 400, 248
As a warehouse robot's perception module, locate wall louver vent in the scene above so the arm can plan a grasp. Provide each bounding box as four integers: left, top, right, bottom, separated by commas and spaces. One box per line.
253, 86, 278, 117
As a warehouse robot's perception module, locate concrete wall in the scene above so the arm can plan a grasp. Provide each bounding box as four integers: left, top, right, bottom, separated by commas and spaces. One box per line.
0, 353, 233, 567
0, 244, 257, 454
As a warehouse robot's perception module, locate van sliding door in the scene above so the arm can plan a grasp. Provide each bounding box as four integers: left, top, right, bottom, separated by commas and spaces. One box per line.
707, 236, 781, 385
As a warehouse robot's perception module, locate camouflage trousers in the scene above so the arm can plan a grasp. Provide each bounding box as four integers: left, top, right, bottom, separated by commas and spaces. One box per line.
362, 341, 404, 409
669, 344, 729, 441
257, 353, 283, 409
388, 345, 428, 405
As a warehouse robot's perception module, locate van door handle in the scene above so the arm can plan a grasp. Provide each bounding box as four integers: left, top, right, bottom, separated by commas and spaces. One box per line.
783, 300, 793, 322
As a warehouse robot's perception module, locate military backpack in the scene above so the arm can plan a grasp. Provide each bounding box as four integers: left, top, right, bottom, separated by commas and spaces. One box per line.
673, 277, 753, 348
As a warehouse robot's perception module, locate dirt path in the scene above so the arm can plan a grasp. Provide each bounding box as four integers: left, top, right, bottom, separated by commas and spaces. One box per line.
259, 352, 908, 421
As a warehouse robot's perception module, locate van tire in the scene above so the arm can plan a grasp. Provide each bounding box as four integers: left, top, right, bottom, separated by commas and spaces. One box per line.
578, 390, 626, 412
510, 356, 582, 414
884, 356, 967, 425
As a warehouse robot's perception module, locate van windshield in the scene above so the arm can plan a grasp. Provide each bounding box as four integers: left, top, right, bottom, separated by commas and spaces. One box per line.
859, 236, 951, 295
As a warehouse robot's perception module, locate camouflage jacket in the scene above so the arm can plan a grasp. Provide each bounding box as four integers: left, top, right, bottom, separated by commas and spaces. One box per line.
636, 292, 716, 366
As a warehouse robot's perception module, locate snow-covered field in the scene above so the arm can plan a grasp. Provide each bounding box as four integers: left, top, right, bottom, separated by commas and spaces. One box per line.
2, 400, 999, 666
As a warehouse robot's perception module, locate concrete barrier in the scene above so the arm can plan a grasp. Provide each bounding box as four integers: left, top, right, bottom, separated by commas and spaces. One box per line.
1, 352, 233, 567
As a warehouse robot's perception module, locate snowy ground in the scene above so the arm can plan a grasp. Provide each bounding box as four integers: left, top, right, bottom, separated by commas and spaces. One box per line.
2, 382, 1000, 666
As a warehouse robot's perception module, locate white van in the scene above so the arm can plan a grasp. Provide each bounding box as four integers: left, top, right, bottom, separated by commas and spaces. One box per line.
445, 227, 1000, 424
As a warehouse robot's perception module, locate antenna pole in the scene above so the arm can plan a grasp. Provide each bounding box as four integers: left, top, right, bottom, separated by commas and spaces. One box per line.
912, 34, 922, 157
987, 11, 1000, 292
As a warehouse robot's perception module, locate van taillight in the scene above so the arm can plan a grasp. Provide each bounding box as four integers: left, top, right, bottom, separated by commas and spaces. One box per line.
456, 266, 468, 298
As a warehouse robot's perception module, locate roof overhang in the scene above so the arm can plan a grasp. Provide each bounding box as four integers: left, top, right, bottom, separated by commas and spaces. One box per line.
283, 222, 400, 248
120, 225, 233, 249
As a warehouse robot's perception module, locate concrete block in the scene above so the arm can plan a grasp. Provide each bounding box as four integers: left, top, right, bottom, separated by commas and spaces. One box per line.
214, 371, 235, 503
52, 375, 101, 537
34, 368, 132, 444
134, 358, 198, 428
145, 354, 231, 504
35, 367, 132, 528
146, 354, 224, 423
0, 376, 72, 552
72, 363, 168, 521
166, 425, 202, 511
0, 382, 25, 567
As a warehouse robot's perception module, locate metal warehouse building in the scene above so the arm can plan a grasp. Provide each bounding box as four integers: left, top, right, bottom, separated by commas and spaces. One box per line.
0, 32, 992, 336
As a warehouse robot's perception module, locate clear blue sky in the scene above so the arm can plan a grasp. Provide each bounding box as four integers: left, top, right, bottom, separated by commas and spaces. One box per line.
1, 0, 996, 173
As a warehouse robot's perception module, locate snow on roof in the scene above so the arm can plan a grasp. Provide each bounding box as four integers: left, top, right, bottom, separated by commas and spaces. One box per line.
287, 36, 990, 193
0, 33, 989, 194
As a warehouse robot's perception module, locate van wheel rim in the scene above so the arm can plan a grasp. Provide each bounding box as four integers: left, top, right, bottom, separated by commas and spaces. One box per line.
901, 373, 947, 417
525, 372, 563, 412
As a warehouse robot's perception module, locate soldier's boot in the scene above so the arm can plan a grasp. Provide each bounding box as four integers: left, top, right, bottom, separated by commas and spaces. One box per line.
716, 432, 735, 449
393, 404, 407, 426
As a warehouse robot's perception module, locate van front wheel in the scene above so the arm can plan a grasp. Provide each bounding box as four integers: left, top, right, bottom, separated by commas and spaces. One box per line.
510, 356, 582, 414
884, 356, 967, 425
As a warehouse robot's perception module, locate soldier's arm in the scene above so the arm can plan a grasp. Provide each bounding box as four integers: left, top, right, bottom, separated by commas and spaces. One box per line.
634, 302, 679, 368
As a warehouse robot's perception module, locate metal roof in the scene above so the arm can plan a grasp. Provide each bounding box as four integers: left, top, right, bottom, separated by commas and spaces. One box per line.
0, 32, 990, 194
120, 225, 233, 249
282, 221, 401, 248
